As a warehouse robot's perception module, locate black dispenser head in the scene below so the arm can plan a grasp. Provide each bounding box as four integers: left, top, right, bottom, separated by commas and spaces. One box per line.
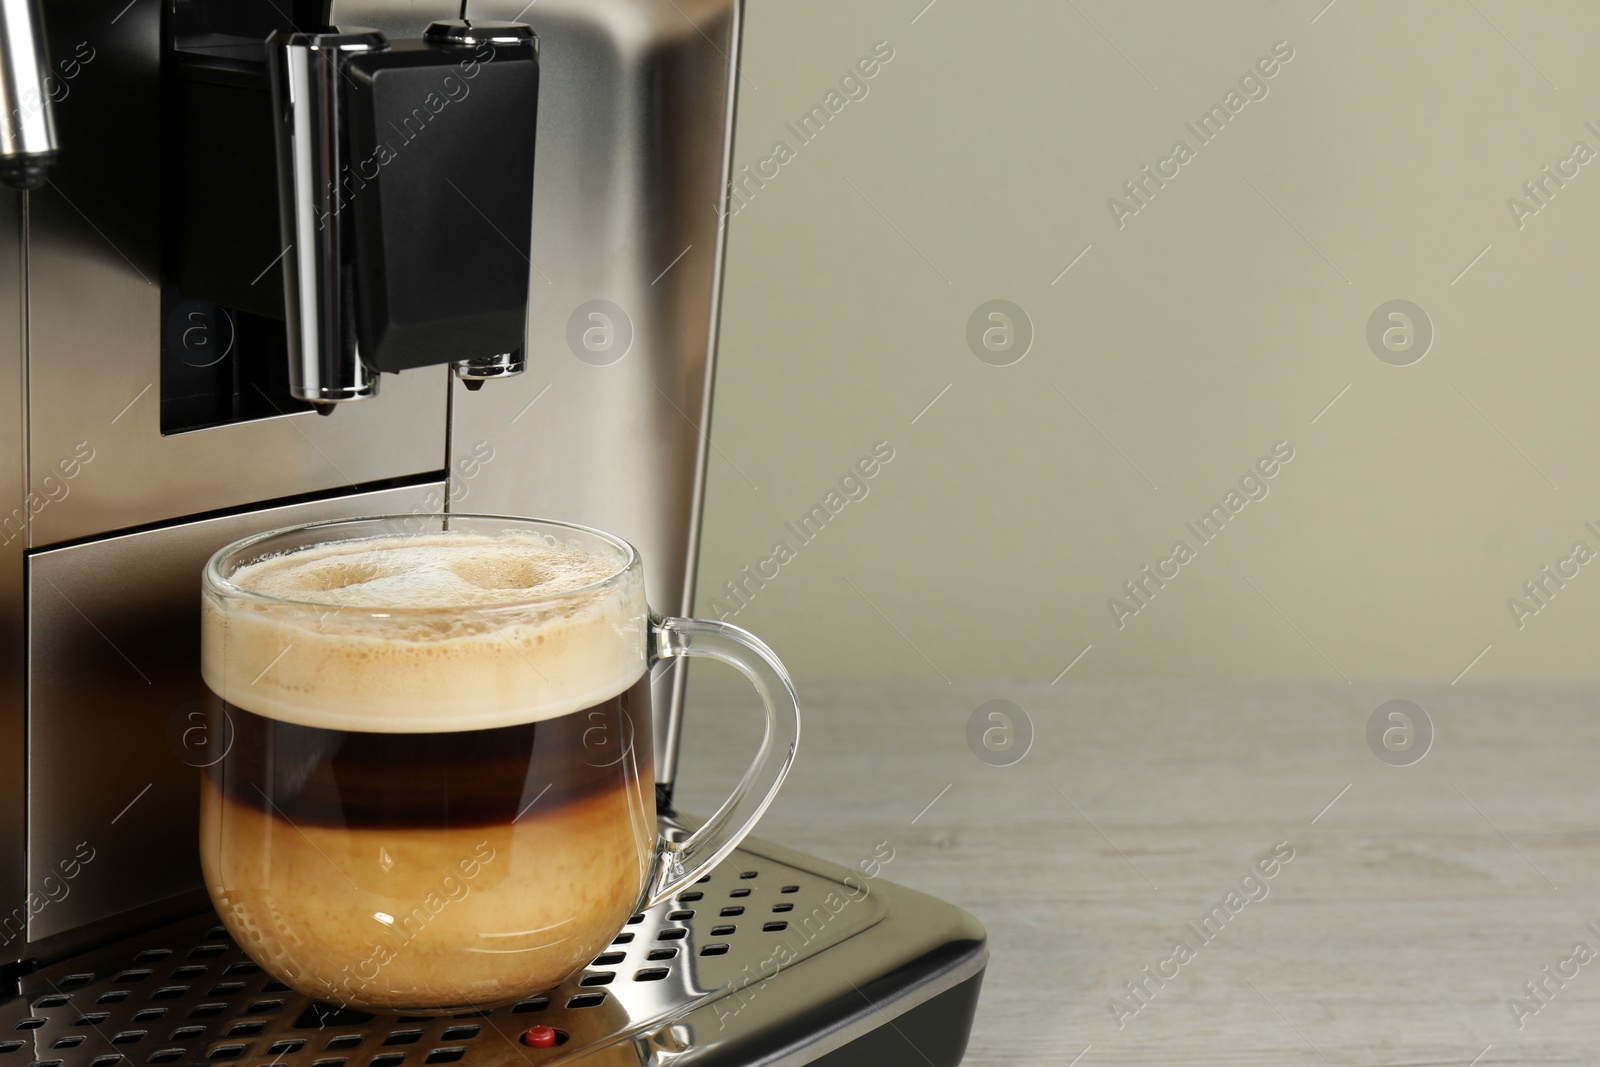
266, 20, 539, 406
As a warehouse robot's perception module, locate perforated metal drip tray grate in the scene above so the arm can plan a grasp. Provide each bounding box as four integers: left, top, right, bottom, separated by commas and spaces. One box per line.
1, 831, 987, 1067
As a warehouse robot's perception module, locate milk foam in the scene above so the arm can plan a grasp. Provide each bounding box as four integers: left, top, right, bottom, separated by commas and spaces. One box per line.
202, 533, 647, 733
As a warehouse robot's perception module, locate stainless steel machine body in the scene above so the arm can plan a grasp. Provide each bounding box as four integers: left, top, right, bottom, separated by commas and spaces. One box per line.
0, 1, 987, 1063
3, 0, 733, 959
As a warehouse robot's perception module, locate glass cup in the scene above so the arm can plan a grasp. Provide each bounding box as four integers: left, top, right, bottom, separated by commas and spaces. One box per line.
198, 514, 799, 1012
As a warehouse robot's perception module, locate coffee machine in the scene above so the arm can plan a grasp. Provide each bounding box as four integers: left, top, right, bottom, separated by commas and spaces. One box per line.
0, 1, 986, 1063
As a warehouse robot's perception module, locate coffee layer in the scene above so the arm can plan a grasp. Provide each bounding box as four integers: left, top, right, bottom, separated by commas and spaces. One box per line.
201, 772, 656, 1010
208, 676, 652, 828
203, 531, 646, 733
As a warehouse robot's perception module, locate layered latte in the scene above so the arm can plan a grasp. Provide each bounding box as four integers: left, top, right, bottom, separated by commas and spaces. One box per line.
200, 531, 655, 1011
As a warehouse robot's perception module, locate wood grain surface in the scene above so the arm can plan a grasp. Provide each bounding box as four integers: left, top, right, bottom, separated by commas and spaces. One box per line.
674, 678, 1599, 1067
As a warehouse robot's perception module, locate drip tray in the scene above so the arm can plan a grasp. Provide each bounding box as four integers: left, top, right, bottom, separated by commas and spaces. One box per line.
1, 827, 987, 1067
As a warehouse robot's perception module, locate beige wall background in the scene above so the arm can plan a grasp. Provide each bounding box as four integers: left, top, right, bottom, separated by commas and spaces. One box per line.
695, 0, 1600, 682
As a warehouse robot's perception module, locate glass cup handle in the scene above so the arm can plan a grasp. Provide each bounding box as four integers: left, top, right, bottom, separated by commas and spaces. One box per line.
643, 614, 801, 907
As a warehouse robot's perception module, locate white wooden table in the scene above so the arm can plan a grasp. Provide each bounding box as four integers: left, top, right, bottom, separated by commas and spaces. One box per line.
676, 679, 1600, 1067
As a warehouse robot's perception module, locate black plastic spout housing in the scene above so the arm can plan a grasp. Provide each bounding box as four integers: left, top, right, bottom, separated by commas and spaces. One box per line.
342, 21, 539, 374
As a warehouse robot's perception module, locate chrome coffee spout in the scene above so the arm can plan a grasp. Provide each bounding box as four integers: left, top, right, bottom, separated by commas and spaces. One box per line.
267, 29, 388, 407
452, 349, 526, 390
0, 0, 60, 189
